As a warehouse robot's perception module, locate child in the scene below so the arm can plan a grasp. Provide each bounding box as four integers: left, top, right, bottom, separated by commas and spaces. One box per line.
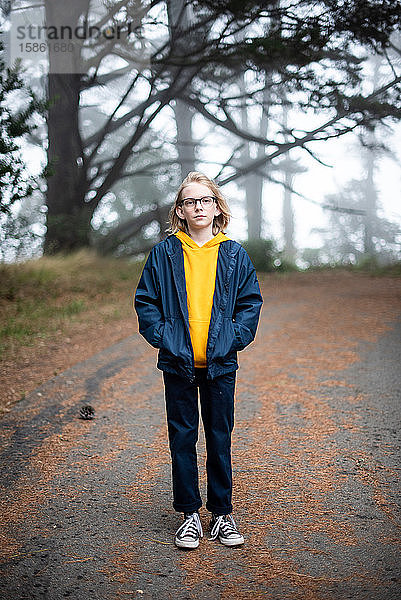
134, 172, 263, 549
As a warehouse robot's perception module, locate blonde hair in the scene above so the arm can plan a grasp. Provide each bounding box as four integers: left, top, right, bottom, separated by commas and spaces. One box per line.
167, 171, 231, 236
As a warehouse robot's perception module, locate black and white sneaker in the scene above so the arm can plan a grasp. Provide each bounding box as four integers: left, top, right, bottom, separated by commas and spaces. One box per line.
174, 511, 203, 549
210, 513, 244, 546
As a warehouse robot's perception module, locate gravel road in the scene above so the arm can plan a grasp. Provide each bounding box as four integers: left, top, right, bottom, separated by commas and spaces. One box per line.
1, 271, 400, 600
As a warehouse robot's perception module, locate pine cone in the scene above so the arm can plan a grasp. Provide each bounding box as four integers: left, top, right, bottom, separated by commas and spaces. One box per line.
80, 405, 95, 420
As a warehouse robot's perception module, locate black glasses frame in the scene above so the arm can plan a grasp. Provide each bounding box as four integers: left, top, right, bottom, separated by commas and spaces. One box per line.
180, 196, 217, 209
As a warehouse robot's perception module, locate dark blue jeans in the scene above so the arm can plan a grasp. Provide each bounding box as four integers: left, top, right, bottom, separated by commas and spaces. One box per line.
163, 368, 236, 515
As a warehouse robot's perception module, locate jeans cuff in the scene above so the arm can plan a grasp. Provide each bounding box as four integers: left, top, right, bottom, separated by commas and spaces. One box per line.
206, 501, 233, 515
173, 500, 202, 513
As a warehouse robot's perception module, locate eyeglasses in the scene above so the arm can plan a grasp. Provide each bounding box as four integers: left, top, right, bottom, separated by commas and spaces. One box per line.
180, 196, 217, 209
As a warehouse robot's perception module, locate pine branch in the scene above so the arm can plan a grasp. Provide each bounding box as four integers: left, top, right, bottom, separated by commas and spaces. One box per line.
216, 74, 401, 186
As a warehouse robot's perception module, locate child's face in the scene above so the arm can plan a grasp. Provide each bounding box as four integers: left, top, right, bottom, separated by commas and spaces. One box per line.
176, 182, 221, 233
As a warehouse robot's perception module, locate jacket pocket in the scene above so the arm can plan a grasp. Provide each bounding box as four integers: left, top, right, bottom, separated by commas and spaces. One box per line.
161, 317, 191, 363
213, 317, 237, 358
142, 320, 165, 349
232, 321, 253, 351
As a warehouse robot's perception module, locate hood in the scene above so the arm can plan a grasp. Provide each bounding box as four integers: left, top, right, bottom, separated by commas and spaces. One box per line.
175, 230, 230, 249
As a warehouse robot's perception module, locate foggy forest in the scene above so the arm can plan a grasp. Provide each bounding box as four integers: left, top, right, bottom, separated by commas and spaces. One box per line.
1, 1, 401, 266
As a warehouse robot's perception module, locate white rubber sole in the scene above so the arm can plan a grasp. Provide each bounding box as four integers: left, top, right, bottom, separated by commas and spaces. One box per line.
175, 537, 200, 549
218, 535, 245, 546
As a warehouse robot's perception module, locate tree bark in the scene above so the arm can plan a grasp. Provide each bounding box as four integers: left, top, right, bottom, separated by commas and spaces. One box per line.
44, 73, 89, 253
44, 0, 90, 253
240, 79, 269, 240
281, 103, 296, 262
363, 56, 381, 259
282, 165, 296, 262
174, 99, 196, 180
363, 138, 377, 257
167, 0, 196, 179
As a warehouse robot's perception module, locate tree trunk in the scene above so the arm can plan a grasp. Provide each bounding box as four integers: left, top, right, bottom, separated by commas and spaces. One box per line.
281, 103, 296, 262
244, 164, 263, 240
362, 56, 381, 259
282, 166, 296, 262
167, 0, 196, 180
174, 100, 196, 180
363, 140, 377, 257
43, 0, 90, 254
44, 73, 89, 253
240, 76, 269, 240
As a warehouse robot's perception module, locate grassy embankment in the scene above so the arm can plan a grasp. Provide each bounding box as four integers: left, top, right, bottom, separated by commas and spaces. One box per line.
0, 251, 143, 412
0, 250, 142, 359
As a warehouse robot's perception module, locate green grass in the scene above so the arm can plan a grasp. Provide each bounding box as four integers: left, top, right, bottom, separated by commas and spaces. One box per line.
0, 250, 143, 360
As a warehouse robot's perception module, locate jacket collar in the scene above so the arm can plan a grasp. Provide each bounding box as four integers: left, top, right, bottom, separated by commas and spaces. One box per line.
165, 235, 189, 323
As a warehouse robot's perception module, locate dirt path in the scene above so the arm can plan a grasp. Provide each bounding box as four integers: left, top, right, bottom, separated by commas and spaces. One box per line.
1, 271, 400, 600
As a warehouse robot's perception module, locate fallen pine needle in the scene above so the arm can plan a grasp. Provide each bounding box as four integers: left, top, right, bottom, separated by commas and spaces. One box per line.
10, 548, 51, 559
281, 570, 335, 581
34, 565, 50, 577
64, 557, 95, 563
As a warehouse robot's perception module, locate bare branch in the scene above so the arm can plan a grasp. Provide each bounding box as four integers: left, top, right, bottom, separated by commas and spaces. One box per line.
263, 172, 366, 215
99, 203, 171, 254
301, 146, 333, 168
389, 41, 401, 57
182, 95, 279, 148
83, 87, 165, 147
382, 47, 399, 79
84, 70, 142, 168
81, 65, 132, 89
216, 74, 401, 186
214, 144, 245, 180
88, 63, 195, 208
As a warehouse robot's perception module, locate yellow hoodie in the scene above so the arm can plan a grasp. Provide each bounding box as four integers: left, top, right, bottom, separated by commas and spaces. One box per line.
175, 230, 230, 368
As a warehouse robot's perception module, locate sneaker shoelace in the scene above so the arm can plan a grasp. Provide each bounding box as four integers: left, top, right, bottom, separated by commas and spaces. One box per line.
210, 514, 240, 540
176, 512, 203, 540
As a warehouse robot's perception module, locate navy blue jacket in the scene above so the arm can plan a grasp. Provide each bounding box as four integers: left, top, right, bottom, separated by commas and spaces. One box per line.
134, 234, 263, 382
